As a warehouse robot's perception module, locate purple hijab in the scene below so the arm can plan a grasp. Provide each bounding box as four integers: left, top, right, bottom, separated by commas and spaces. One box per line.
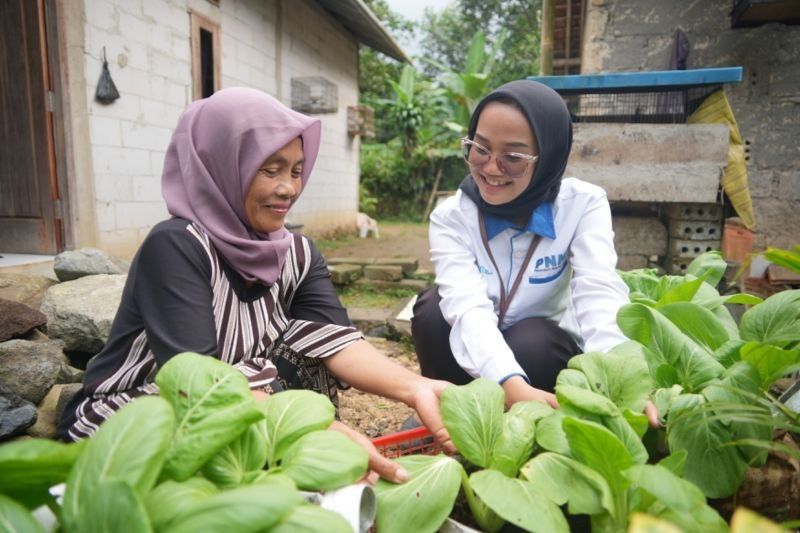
162, 87, 321, 286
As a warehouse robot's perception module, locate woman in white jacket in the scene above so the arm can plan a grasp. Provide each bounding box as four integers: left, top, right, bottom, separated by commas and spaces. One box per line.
412, 80, 643, 413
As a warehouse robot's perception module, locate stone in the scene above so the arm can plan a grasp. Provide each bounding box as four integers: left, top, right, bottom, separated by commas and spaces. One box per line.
373, 257, 419, 275
364, 265, 403, 282
347, 307, 392, 333
328, 264, 362, 286
0, 298, 47, 342
53, 248, 130, 282
40, 274, 126, 353
26, 384, 62, 439
352, 278, 428, 292
0, 273, 57, 309
0, 339, 72, 404
326, 257, 374, 267
55, 383, 83, 424
0, 384, 37, 440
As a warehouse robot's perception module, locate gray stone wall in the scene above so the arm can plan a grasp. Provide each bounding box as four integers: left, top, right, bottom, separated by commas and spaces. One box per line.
583, 0, 800, 250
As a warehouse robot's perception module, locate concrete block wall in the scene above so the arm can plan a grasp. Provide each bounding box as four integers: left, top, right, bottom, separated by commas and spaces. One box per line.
80, 0, 360, 257
582, 0, 800, 250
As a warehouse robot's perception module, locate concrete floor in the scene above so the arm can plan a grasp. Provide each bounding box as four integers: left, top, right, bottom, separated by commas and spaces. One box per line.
0, 253, 56, 278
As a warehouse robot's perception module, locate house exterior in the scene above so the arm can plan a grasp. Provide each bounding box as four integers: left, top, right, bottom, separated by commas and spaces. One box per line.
1, 0, 405, 258
550, 0, 800, 251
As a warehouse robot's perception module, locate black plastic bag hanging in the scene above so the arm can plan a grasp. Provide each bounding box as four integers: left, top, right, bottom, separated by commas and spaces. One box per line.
94, 47, 120, 104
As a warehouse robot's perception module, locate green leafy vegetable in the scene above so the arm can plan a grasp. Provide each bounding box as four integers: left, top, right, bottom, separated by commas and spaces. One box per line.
375, 455, 463, 533
279, 430, 368, 491
271, 504, 352, 533
202, 422, 268, 487
261, 389, 335, 465
145, 477, 218, 531
739, 289, 800, 348
81, 480, 153, 533
156, 353, 263, 481
440, 378, 505, 468
0, 494, 45, 533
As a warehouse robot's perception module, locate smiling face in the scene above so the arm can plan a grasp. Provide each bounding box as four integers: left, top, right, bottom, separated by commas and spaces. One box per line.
471, 101, 538, 205
244, 137, 304, 234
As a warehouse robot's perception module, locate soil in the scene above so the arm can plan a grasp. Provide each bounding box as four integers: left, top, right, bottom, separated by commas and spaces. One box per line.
322, 222, 433, 438
338, 336, 419, 438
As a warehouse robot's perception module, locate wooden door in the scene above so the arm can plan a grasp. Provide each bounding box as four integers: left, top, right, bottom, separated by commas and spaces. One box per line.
0, 0, 62, 254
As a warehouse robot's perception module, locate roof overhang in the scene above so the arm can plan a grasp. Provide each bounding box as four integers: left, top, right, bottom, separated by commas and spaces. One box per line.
314, 0, 411, 63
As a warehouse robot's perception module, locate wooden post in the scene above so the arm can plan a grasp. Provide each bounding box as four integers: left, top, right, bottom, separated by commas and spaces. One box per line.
540, 0, 554, 75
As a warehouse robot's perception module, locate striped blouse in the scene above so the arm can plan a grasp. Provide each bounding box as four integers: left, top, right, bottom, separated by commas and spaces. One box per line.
59, 218, 361, 441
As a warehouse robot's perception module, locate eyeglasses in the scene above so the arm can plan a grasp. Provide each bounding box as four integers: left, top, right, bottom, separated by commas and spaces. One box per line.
460, 138, 538, 179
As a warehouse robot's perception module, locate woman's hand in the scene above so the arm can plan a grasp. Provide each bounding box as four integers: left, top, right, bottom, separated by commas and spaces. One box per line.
501, 376, 559, 409
644, 400, 660, 429
329, 420, 409, 485
407, 379, 457, 455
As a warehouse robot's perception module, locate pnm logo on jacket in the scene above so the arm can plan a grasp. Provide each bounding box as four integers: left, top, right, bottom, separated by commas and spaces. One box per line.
529, 253, 567, 284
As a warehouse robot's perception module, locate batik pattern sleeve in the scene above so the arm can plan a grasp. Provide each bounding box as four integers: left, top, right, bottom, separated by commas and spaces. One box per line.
283, 238, 362, 358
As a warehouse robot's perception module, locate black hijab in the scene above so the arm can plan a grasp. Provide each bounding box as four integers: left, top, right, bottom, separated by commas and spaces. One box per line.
459, 80, 573, 220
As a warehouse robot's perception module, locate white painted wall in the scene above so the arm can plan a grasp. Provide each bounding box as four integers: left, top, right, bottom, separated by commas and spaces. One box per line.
81, 0, 359, 257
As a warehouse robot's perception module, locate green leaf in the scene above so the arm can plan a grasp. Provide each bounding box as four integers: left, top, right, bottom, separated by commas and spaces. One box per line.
0, 494, 44, 533
81, 480, 152, 533
0, 439, 85, 509
555, 368, 592, 389
703, 361, 772, 465
202, 422, 267, 487
262, 390, 335, 465
488, 401, 540, 477
666, 394, 747, 498
465, 30, 486, 74
279, 430, 368, 491
618, 268, 661, 300
618, 303, 725, 391
375, 455, 463, 533
622, 409, 650, 439
657, 275, 706, 306
568, 350, 652, 412
624, 464, 728, 532
651, 385, 683, 421
164, 478, 301, 533
722, 293, 764, 306
145, 477, 218, 531
657, 449, 688, 477
739, 289, 800, 348
156, 353, 263, 481
762, 246, 800, 275
602, 413, 649, 465
534, 410, 571, 456
556, 384, 618, 417
563, 417, 633, 522
271, 505, 352, 533
658, 302, 730, 352
714, 339, 746, 367
711, 303, 742, 340
62, 396, 173, 531
440, 378, 505, 468
520, 452, 614, 516
740, 341, 800, 388
470, 470, 569, 533
686, 251, 727, 288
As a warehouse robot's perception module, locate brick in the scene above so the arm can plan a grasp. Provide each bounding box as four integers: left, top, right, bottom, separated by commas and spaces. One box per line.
121, 121, 173, 151
92, 146, 151, 176
364, 265, 402, 282
327, 257, 374, 267
328, 264, 362, 286
374, 258, 419, 275
613, 216, 667, 256
347, 307, 391, 333
89, 116, 122, 147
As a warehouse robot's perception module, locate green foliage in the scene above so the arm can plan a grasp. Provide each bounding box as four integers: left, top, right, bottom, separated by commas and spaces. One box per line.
763, 244, 800, 274
0, 353, 370, 532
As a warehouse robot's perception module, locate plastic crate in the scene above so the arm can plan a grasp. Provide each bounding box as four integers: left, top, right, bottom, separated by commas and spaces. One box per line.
372, 426, 442, 458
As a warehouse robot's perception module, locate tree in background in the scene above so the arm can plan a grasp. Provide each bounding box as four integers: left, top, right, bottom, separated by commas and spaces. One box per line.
358, 0, 542, 219
418, 0, 541, 89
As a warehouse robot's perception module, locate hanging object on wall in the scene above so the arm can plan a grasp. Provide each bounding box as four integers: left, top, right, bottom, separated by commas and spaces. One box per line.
291, 76, 337, 114
94, 46, 120, 104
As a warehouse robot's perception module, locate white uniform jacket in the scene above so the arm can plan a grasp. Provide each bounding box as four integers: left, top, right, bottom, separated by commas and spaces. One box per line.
428, 177, 630, 384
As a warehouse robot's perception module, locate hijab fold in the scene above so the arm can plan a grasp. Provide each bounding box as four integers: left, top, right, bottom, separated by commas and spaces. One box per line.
459, 80, 573, 220
162, 87, 321, 286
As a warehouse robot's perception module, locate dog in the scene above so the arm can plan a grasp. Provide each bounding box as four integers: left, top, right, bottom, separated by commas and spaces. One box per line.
356, 212, 379, 239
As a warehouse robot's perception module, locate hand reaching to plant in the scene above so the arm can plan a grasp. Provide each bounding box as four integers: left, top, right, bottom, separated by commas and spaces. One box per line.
501, 376, 559, 409
644, 400, 660, 428
328, 420, 411, 484
410, 378, 457, 454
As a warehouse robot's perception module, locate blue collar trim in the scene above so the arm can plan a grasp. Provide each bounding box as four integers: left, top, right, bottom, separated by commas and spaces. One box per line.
484, 202, 556, 240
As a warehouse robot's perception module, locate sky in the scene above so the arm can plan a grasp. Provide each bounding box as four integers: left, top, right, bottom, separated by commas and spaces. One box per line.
382, 0, 452, 57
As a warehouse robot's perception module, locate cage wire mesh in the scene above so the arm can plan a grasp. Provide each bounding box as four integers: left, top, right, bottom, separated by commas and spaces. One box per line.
561, 85, 721, 124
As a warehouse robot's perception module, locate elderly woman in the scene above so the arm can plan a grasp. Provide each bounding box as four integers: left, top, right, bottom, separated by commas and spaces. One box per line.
58, 87, 452, 482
